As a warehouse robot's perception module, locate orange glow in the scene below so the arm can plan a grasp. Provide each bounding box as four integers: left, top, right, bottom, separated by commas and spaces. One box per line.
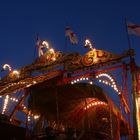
84, 100, 107, 110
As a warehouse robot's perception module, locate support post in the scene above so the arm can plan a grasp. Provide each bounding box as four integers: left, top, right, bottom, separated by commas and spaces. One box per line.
130, 57, 139, 140
9, 90, 29, 120
116, 112, 120, 140
55, 86, 59, 125
110, 107, 113, 140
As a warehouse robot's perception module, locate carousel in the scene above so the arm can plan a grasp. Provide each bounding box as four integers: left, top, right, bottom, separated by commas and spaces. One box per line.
0, 38, 139, 140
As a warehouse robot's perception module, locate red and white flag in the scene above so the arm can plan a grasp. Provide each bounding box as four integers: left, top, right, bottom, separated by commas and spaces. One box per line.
65, 26, 78, 44
127, 23, 140, 36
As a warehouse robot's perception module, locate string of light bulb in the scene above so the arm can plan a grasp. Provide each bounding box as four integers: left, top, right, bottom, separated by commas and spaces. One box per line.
96, 73, 121, 95
84, 100, 107, 110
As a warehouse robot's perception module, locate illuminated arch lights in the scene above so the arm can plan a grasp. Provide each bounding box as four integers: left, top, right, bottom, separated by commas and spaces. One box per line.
70, 73, 121, 95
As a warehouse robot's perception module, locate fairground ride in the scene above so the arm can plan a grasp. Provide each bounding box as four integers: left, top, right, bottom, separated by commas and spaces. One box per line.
0, 39, 140, 140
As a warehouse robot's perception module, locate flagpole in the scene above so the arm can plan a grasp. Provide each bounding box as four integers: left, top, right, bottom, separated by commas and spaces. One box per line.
125, 18, 139, 140
124, 18, 131, 50
65, 21, 69, 53
65, 35, 68, 52
33, 33, 39, 61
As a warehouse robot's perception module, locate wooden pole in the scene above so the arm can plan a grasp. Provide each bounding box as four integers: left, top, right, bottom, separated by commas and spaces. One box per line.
124, 18, 131, 50
110, 107, 113, 139
124, 18, 139, 139
55, 85, 59, 125
9, 90, 29, 120
130, 57, 139, 140
65, 34, 68, 53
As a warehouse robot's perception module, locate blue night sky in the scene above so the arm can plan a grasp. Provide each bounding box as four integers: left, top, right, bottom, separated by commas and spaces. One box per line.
0, 0, 140, 70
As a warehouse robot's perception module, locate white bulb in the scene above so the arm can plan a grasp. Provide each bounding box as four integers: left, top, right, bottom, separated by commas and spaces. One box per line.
89, 81, 93, 85
111, 79, 114, 82
77, 79, 79, 82
86, 77, 89, 80
71, 82, 74, 84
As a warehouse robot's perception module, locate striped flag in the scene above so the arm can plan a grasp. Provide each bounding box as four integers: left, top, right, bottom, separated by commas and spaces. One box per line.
127, 23, 140, 36
65, 26, 78, 44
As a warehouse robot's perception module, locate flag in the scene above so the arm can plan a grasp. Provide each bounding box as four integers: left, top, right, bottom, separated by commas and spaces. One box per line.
127, 23, 140, 36
65, 26, 78, 44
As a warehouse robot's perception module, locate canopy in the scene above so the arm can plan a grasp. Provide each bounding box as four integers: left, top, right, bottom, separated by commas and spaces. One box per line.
28, 82, 108, 121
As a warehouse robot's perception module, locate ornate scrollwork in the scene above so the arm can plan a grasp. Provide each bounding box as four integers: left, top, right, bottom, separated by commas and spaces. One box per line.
82, 50, 98, 66
82, 50, 120, 66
